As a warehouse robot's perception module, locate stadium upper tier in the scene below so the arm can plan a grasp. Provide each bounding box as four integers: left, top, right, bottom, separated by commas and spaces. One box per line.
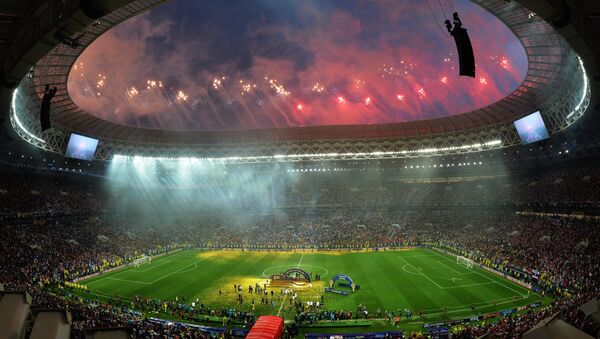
9, 0, 591, 161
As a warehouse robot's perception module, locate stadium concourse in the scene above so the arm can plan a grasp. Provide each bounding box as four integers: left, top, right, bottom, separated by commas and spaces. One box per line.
0, 0, 600, 338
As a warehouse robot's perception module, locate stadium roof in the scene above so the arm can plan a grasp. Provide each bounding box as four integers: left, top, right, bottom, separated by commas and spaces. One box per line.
0, 0, 595, 162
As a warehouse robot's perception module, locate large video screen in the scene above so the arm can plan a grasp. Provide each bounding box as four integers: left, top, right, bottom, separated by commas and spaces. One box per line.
514, 111, 550, 145
65, 133, 99, 161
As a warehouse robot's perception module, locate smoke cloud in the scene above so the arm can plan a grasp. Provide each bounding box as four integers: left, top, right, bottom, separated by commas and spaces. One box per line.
68, 0, 527, 131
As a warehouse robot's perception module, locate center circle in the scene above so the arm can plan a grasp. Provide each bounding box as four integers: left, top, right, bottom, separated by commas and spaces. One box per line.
262, 264, 329, 279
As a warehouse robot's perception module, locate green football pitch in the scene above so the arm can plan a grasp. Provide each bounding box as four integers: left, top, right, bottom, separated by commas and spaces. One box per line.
77, 248, 544, 333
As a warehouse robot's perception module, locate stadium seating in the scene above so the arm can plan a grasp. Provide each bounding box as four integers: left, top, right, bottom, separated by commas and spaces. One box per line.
0, 163, 598, 337
0, 0, 598, 337
84, 328, 132, 339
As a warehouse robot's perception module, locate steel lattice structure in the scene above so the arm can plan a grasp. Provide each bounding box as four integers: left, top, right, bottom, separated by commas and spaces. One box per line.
9, 0, 591, 162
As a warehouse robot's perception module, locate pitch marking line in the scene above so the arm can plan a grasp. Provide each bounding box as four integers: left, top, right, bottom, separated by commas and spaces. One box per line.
401, 264, 424, 276
85, 290, 135, 302
416, 297, 529, 320
296, 253, 305, 268
132, 260, 171, 273
88, 255, 212, 287
436, 260, 474, 275
422, 295, 516, 313
277, 252, 304, 316
428, 249, 527, 297
147, 256, 211, 285
84, 278, 107, 286
100, 258, 171, 279
399, 264, 495, 290
337, 296, 523, 324
173, 263, 198, 274
400, 256, 499, 290
442, 282, 495, 289
86, 263, 162, 284
106, 277, 151, 285
398, 257, 444, 289
471, 268, 527, 297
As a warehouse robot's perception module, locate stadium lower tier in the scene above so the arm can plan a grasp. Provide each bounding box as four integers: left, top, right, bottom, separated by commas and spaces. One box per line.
1, 212, 598, 338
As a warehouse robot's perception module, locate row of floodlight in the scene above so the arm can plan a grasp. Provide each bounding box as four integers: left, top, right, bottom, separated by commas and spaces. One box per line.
112, 140, 502, 163
287, 162, 485, 173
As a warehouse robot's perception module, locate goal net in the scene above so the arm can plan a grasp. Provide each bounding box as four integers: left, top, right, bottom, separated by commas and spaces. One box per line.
456, 256, 474, 269
133, 256, 151, 267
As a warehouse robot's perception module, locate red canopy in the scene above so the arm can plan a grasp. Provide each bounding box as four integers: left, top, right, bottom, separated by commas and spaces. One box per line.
246, 315, 284, 339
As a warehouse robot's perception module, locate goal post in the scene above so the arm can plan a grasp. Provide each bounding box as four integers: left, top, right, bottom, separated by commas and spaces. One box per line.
456, 255, 474, 269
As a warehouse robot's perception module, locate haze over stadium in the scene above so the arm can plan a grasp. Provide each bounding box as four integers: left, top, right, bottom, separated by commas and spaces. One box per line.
0, 0, 598, 338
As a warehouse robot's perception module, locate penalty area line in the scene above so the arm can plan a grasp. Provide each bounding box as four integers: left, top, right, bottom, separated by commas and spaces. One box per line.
132, 260, 171, 273
422, 295, 516, 313
436, 260, 474, 275
441, 281, 495, 289
398, 257, 444, 289
428, 249, 527, 297
147, 255, 213, 285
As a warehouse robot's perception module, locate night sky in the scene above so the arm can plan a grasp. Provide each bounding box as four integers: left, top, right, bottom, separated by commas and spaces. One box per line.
68, 0, 527, 131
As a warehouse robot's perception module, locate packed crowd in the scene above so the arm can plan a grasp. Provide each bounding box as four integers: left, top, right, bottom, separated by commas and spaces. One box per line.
201, 211, 403, 249
1, 165, 599, 337
0, 218, 219, 338
404, 213, 600, 337
32, 292, 219, 338
2, 164, 600, 216
456, 292, 598, 338
0, 172, 106, 215
1, 210, 598, 337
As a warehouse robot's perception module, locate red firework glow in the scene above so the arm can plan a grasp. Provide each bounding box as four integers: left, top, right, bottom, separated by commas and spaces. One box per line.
67, 0, 527, 131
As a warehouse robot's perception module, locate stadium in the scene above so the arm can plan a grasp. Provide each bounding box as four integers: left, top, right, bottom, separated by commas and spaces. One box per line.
0, 0, 598, 338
